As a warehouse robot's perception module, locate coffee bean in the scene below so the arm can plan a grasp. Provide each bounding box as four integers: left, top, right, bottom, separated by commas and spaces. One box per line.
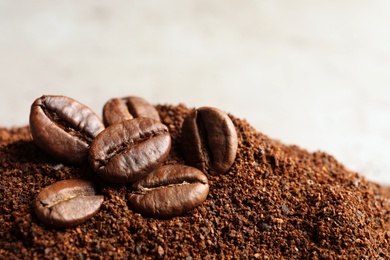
89, 117, 171, 183
128, 164, 209, 218
103, 96, 160, 126
181, 107, 238, 174
33, 179, 104, 228
29, 95, 105, 165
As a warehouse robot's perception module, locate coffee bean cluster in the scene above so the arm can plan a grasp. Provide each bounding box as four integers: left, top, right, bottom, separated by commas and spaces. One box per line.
29, 95, 238, 228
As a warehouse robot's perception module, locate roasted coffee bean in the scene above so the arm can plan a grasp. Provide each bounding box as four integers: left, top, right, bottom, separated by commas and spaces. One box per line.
89, 117, 171, 183
29, 95, 105, 165
103, 96, 160, 126
33, 179, 104, 228
128, 164, 209, 218
181, 106, 238, 174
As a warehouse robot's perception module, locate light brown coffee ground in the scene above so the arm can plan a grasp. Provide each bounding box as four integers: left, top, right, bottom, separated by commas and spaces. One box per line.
1, 104, 390, 259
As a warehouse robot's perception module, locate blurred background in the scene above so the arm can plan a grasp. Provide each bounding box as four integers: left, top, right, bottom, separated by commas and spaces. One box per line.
0, 1, 389, 184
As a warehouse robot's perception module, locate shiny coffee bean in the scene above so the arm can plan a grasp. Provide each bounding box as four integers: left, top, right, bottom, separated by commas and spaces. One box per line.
29, 95, 105, 165
33, 179, 104, 229
103, 96, 160, 126
128, 164, 209, 218
181, 107, 238, 175
89, 117, 171, 183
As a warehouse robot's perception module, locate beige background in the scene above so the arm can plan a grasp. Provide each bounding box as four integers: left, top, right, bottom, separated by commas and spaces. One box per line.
0, 1, 389, 184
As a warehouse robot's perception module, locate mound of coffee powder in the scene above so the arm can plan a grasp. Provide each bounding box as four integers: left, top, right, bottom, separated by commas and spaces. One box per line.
1, 104, 390, 259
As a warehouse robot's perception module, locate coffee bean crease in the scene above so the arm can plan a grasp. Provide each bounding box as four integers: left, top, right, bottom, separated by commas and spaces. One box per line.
96, 126, 168, 169
33, 179, 104, 228
128, 165, 209, 218
89, 117, 171, 183
30, 95, 105, 165
181, 107, 238, 175
103, 96, 160, 126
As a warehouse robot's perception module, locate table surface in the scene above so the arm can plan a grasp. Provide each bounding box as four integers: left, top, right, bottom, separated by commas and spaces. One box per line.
1, 1, 389, 184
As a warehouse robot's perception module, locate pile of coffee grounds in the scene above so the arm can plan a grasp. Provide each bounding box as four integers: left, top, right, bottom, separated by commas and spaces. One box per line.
1, 104, 390, 259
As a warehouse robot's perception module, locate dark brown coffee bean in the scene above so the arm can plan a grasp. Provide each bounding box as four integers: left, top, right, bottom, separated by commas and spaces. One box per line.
89, 117, 171, 183
181, 106, 238, 175
33, 179, 104, 229
102, 96, 160, 126
128, 164, 209, 218
29, 95, 105, 165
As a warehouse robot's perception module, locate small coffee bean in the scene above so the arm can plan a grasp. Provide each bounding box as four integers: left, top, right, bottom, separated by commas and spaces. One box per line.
89, 117, 171, 183
103, 96, 160, 126
128, 164, 209, 218
29, 95, 105, 165
33, 179, 104, 228
181, 107, 238, 174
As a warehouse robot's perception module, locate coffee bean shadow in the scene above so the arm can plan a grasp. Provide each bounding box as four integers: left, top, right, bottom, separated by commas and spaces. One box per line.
0, 140, 99, 183
1, 140, 56, 165
1, 139, 133, 191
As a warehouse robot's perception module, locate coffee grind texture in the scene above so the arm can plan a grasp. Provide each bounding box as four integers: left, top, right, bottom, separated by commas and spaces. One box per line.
1, 103, 390, 259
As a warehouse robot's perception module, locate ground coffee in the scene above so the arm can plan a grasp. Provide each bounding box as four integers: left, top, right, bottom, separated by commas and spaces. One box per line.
1, 104, 390, 259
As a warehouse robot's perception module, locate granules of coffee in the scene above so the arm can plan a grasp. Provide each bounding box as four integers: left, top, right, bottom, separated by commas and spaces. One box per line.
1, 104, 390, 259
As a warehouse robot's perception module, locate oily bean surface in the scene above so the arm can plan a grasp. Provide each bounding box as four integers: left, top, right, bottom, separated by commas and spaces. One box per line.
128, 164, 209, 218
89, 117, 171, 183
103, 96, 160, 126
181, 106, 238, 174
33, 179, 104, 229
29, 95, 105, 165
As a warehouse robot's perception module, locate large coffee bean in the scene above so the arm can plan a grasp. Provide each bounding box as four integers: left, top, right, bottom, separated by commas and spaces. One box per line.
89, 117, 171, 183
29, 95, 105, 165
181, 107, 238, 175
102, 96, 160, 126
128, 165, 209, 218
33, 179, 104, 229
